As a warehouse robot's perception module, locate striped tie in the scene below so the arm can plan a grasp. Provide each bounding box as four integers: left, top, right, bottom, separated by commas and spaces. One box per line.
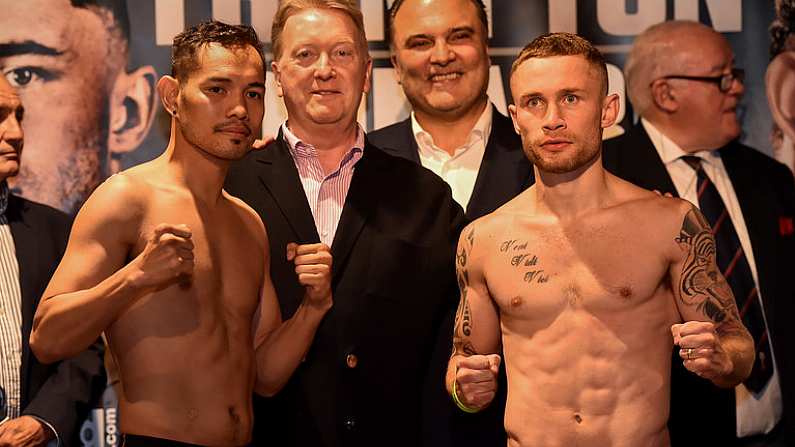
681, 156, 773, 393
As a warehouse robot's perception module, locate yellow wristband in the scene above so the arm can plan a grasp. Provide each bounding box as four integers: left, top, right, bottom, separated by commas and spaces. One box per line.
452, 379, 481, 414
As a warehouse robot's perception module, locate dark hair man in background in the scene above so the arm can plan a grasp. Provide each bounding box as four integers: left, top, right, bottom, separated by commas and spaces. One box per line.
0, 75, 104, 447
451, 32, 754, 447
604, 20, 795, 446
370, 0, 533, 222
0, 0, 157, 214
30, 21, 333, 446
225, 1, 465, 446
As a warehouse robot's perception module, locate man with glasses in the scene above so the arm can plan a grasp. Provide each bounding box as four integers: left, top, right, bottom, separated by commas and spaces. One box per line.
603, 20, 795, 446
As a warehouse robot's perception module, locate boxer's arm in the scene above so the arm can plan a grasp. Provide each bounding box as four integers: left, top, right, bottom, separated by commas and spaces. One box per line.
445, 222, 501, 404
251, 235, 331, 397
668, 203, 754, 387
30, 176, 176, 364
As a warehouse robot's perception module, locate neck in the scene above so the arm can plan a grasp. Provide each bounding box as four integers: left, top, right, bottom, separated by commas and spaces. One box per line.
159, 120, 229, 205
414, 98, 489, 155
532, 153, 612, 221
287, 119, 360, 173
644, 115, 718, 153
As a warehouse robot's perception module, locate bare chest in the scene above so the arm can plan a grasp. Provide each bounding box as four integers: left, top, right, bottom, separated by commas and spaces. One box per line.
484, 229, 673, 325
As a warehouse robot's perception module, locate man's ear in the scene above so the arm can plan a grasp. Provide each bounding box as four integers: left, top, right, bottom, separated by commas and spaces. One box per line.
363, 57, 374, 95
601, 93, 620, 129
157, 74, 180, 117
391, 52, 404, 85
271, 61, 284, 98
108, 65, 157, 158
650, 79, 679, 113
766, 51, 795, 142
508, 103, 521, 135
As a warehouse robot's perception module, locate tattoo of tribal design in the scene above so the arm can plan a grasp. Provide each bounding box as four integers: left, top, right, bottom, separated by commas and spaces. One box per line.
453, 228, 476, 356
675, 208, 741, 324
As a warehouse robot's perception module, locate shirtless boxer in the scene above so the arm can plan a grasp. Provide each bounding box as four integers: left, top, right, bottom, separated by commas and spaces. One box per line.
445, 33, 755, 447
29, 22, 333, 446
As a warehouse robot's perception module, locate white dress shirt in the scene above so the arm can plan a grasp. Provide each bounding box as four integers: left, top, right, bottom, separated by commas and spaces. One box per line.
411, 104, 493, 210
642, 118, 783, 437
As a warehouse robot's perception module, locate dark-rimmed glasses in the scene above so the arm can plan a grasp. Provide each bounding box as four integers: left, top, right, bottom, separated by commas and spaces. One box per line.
657, 68, 745, 92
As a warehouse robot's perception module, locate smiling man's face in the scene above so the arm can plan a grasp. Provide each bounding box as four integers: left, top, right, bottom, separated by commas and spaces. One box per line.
390, 0, 490, 120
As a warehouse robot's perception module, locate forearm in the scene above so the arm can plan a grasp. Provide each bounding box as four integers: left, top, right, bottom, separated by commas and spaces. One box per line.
31, 264, 147, 363
254, 296, 330, 396
713, 329, 755, 388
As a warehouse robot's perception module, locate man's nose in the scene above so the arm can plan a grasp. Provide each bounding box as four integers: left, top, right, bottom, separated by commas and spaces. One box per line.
430, 40, 455, 65
314, 53, 335, 81
0, 114, 24, 150
542, 104, 566, 132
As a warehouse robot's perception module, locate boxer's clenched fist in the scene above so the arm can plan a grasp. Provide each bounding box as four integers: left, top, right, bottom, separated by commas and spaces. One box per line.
129, 223, 194, 290
455, 354, 501, 410
672, 321, 735, 381
287, 242, 333, 308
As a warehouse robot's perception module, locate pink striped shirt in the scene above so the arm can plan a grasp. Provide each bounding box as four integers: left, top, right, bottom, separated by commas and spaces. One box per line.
282, 123, 365, 246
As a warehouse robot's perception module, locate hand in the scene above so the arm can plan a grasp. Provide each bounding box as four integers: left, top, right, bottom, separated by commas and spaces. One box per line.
287, 242, 332, 309
455, 354, 501, 410
251, 135, 275, 151
652, 189, 674, 198
129, 223, 194, 290
0, 416, 53, 447
672, 321, 733, 381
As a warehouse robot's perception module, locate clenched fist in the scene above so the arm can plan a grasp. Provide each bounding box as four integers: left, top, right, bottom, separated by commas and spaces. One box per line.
454, 354, 501, 411
129, 223, 194, 290
672, 321, 734, 381
287, 242, 332, 309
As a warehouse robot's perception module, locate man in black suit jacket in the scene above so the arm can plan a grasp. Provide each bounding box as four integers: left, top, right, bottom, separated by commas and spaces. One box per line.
369, 0, 533, 223
603, 21, 794, 446
225, 2, 464, 446
0, 76, 104, 446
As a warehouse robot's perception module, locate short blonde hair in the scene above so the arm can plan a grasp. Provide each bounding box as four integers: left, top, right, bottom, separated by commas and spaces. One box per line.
271, 0, 367, 60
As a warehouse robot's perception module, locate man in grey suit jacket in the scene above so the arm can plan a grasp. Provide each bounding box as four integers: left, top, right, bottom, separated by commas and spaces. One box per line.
0, 73, 104, 447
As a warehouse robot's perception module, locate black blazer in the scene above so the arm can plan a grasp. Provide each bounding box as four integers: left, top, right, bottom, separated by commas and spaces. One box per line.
226, 135, 466, 447
368, 106, 534, 221
7, 194, 105, 446
603, 125, 795, 446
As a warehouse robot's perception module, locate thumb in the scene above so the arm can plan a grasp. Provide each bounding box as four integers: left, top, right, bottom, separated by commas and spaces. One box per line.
488, 354, 501, 374
286, 242, 298, 261
252, 135, 275, 151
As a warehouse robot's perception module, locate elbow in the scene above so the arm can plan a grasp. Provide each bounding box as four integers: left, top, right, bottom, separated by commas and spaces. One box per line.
29, 330, 61, 365
254, 379, 284, 398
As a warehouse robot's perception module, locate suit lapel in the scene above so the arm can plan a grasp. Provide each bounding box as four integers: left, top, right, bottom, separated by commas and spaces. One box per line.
329, 140, 380, 284
720, 145, 778, 313
615, 125, 679, 197
467, 107, 530, 218
255, 135, 320, 244
396, 118, 421, 163
7, 197, 35, 400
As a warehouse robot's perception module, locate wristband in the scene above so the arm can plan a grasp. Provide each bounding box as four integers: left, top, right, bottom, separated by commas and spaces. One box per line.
452, 379, 481, 414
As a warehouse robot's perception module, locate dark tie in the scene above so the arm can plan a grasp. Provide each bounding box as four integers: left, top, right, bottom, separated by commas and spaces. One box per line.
681, 156, 773, 393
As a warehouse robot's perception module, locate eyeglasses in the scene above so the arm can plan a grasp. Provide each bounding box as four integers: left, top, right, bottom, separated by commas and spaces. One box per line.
659, 68, 745, 92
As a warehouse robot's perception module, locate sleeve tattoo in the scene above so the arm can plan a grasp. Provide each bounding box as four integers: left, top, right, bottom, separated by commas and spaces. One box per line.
675, 207, 745, 335
453, 227, 476, 357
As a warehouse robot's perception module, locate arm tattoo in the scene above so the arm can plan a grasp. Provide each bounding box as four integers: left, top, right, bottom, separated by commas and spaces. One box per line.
676, 208, 744, 332
453, 228, 477, 356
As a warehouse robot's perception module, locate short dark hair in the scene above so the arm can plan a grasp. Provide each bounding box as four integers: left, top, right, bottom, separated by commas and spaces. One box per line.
171, 21, 265, 81
512, 32, 608, 94
71, 0, 131, 43
388, 0, 488, 48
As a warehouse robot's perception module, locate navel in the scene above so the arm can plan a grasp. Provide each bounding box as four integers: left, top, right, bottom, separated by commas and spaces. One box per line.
187, 408, 198, 421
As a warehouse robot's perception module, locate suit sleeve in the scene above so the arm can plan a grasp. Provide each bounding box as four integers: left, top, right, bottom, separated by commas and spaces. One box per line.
21, 206, 106, 445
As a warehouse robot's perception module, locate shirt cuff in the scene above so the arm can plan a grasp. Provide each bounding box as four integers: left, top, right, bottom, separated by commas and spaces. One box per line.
27, 415, 60, 447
